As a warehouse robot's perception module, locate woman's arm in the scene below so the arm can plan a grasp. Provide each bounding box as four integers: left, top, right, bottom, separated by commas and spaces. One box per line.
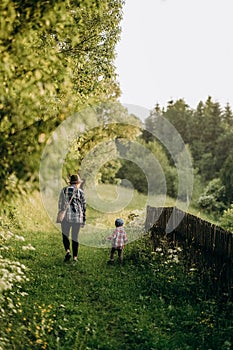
58, 188, 66, 211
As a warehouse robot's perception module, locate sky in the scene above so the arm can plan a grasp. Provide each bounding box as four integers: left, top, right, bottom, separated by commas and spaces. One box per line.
115, 0, 233, 113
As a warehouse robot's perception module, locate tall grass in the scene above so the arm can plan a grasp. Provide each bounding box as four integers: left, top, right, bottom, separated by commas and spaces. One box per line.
0, 186, 232, 349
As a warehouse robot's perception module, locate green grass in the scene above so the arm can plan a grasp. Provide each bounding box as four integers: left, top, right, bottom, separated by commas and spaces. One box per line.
1, 186, 233, 349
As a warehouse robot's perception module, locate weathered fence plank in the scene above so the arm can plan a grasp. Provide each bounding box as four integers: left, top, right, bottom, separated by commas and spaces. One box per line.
146, 206, 233, 260
146, 206, 233, 298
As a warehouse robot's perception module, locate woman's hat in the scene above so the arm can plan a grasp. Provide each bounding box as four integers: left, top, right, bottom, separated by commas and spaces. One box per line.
70, 174, 82, 184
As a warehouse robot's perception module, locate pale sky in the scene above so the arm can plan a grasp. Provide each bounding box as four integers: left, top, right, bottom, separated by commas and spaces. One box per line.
115, 0, 233, 112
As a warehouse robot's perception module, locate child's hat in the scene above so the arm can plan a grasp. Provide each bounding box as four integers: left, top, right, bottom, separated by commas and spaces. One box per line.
115, 218, 124, 227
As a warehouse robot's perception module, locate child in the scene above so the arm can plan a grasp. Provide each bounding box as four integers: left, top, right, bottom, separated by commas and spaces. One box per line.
107, 218, 128, 263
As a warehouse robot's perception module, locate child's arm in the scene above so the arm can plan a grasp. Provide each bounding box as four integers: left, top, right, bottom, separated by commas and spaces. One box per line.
106, 230, 116, 241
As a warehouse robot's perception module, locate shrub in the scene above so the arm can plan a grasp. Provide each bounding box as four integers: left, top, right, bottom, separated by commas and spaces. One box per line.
219, 204, 233, 232
0, 220, 30, 349
198, 178, 227, 213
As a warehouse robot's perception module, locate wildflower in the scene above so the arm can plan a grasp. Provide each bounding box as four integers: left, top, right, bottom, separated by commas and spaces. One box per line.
155, 247, 162, 252
0, 246, 9, 251
22, 244, 36, 251
15, 275, 23, 282
223, 341, 231, 349
14, 235, 25, 241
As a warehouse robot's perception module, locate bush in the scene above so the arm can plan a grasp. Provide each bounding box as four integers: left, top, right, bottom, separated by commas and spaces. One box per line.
219, 204, 233, 232
0, 225, 30, 350
198, 178, 227, 213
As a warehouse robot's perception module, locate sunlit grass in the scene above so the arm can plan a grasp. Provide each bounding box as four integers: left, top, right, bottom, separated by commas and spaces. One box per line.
1, 186, 232, 349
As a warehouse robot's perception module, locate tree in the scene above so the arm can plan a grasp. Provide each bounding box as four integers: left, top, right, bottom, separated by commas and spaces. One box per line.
220, 152, 233, 204
116, 139, 177, 196
198, 178, 226, 214
188, 97, 225, 181
142, 103, 162, 143
162, 99, 193, 144
63, 102, 142, 184
219, 204, 233, 232
222, 103, 233, 128
0, 0, 124, 199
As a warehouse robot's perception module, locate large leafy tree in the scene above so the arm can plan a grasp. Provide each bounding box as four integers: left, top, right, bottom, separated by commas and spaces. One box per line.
63, 102, 142, 184
116, 139, 177, 196
0, 0, 123, 198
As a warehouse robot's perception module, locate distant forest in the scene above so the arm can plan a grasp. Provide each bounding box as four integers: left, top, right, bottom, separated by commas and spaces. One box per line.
1, 0, 233, 224
143, 96, 233, 214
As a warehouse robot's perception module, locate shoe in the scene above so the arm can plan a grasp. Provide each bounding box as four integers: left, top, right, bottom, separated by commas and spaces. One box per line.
64, 252, 71, 262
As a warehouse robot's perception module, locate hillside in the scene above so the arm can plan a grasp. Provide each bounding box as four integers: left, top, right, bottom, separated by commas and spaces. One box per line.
0, 188, 232, 349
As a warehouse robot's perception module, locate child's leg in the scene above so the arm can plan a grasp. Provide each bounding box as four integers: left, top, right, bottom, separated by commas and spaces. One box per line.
117, 248, 123, 262
110, 248, 116, 261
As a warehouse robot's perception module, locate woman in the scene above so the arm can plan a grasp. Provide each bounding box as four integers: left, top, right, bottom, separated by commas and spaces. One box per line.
58, 174, 86, 263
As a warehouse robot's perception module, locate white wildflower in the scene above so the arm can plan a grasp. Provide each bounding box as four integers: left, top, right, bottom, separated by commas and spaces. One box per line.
173, 255, 179, 263
0, 246, 9, 251
0, 280, 12, 292
22, 244, 36, 251
15, 275, 24, 282
14, 235, 25, 241
0, 231, 14, 241
155, 247, 162, 252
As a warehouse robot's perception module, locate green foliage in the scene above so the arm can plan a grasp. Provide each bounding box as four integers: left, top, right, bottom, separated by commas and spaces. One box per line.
117, 139, 177, 196
164, 97, 226, 182
142, 103, 162, 143
162, 99, 193, 145
219, 204, 233, 232
1, 190, 232, 349
0, 0, 123, 200
144, 97, 233, 210
220, 152, 233, 204
0, 220, 30, 350
198, 178, 227, 214
63, 104, 142, 184
99, 159, 122, 184
117, 159, 148, 193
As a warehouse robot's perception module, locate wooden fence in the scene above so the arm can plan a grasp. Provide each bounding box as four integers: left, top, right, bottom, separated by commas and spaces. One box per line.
145, 206, 233, 297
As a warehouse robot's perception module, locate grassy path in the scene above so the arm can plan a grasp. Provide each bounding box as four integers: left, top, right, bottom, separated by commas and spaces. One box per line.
1, 189, 232, 350
11, 229, 164, 349
2, 223, 232, 350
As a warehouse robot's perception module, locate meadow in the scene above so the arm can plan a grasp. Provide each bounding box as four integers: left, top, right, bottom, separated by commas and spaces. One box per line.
0, 186, 232, 349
